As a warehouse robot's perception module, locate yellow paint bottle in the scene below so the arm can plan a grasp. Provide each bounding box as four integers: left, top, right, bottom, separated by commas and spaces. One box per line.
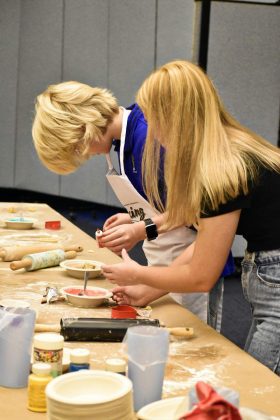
27, 362, 52, 412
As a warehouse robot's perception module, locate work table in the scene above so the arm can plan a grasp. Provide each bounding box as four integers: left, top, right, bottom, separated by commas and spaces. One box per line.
0, 203, 279, 419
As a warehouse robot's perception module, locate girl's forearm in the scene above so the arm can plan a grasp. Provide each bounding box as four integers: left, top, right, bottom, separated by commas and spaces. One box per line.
135, 264, 213, 293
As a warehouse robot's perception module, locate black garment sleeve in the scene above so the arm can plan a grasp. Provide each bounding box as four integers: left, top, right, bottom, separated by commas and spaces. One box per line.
201, 193, 252, 218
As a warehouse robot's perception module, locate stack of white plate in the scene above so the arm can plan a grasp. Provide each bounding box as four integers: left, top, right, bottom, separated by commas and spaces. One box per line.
46, 370, 134, 420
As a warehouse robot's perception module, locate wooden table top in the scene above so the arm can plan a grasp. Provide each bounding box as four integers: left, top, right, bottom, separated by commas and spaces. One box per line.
0, 203, 279, 419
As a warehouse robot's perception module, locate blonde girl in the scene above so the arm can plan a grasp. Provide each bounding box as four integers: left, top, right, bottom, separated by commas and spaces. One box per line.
103, 60, 280, 375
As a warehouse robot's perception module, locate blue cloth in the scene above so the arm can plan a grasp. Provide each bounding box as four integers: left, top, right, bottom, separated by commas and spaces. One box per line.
113, 103, 235, 277
221, 252, 235, 277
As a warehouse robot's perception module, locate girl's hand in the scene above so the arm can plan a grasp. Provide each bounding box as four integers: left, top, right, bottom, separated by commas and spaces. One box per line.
102, 249, 140, 285
112, 284, 167, 306
103, 213, 131, 230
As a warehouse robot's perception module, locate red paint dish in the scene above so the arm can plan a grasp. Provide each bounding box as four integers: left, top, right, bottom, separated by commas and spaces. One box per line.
64, 288, 107, 297
111, 305, 137, 319
61, 286, 112, 308
45, 220, 61, 230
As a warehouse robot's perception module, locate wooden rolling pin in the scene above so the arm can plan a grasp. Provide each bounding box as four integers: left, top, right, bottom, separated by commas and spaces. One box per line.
35, 318, 194, 340
0, 244, 83, 261
10, 249, 77, 271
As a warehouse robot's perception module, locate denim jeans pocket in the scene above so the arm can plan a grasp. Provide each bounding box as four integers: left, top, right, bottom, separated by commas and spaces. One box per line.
257, 262, 280, 287
241, 260, 254, 301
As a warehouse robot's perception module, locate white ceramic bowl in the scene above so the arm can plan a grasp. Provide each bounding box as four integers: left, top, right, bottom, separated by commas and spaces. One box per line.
60, 259, 103, 279
137, 396, 275, 420
4, 217, 36, 230
60, 285, 112, 308
46, 370, 133, 420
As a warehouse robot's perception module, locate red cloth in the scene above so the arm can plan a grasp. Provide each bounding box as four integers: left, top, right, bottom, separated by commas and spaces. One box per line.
180, 381, 242, 420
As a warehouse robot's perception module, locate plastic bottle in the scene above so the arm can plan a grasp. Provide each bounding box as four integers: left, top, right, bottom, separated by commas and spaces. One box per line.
33, 333, 64, 377
27, 362, 52, 412
105, 358, 127, 375
69, 348, 90, 372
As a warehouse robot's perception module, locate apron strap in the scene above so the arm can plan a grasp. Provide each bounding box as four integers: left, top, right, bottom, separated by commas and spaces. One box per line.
119, 108, 131, 175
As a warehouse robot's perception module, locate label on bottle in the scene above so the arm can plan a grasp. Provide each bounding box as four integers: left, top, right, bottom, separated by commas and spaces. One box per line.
33, 348, 63, 377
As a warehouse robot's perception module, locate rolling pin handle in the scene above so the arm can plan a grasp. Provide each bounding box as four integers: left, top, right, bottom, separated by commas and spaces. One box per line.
64, 245, 83, 253
167, 327, 194, 338
64, 250, 77, 260
35, 324, 61, 333
10, 258, 32, 271
0, 250, 5, 259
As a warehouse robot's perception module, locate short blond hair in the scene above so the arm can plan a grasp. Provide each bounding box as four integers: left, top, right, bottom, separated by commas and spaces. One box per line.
32, 81, 119, 174
137, 60, 280, 227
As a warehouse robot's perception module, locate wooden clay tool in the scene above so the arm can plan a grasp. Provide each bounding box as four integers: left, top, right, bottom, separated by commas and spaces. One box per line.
10, 249, 77, 271
0, 244, 83, 262
34, 318, 194, 341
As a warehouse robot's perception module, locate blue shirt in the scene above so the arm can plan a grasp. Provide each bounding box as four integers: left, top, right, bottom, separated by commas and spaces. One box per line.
113, 103, 147, 199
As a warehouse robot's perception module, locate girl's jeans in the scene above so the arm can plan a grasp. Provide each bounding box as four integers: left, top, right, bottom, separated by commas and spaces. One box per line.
241, 248, 280, 375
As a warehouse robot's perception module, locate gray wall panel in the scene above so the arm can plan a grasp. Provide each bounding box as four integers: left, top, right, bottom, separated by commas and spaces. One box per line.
60, 0, 109, 205
15, 0, 63, 194
108, 0, 155, 105
208, 2, 280, 256
208, 2, 280, 146
0, 0, 20, 187
157, 0, 195, 65
106, 0, 156, 207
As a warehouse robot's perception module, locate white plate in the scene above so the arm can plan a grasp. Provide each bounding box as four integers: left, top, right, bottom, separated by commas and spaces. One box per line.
60, 259, 103, 279
60, 285, 112, 308
46, 369, 132, 404
137, 396, 279, 420
4, 217, 36, 230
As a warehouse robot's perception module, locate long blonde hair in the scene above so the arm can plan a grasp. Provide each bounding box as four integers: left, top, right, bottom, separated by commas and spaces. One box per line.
136, 60, 280, 227
32, 81, 119, 174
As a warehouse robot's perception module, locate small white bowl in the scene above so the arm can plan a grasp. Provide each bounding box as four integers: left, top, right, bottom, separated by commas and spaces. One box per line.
137, 397, 272, 420
60, 285, 112, 308
60, 259, 103, 279
137, 396, 187, 420
4, 217, 36, 230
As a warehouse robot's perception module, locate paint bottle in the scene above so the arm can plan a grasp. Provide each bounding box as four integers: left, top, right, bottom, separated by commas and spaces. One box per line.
95, 229, 103, 248
27, 362, 52, 412
33, 333, 64, 377
105, 358, 127, 376
69, 348, 90, 372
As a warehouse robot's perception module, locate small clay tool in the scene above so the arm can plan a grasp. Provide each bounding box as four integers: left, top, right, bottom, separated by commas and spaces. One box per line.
78, 271, 89, 296
0, 244, 83, 262
10, 249, 77, 271
34, 318, 194, 342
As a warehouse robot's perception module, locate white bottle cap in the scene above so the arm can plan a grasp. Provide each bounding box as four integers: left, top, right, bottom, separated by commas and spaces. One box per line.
33, 333, 64, 350
105, 358, 126, 373
70, 348, 90, 364
32, 362, 52, 376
